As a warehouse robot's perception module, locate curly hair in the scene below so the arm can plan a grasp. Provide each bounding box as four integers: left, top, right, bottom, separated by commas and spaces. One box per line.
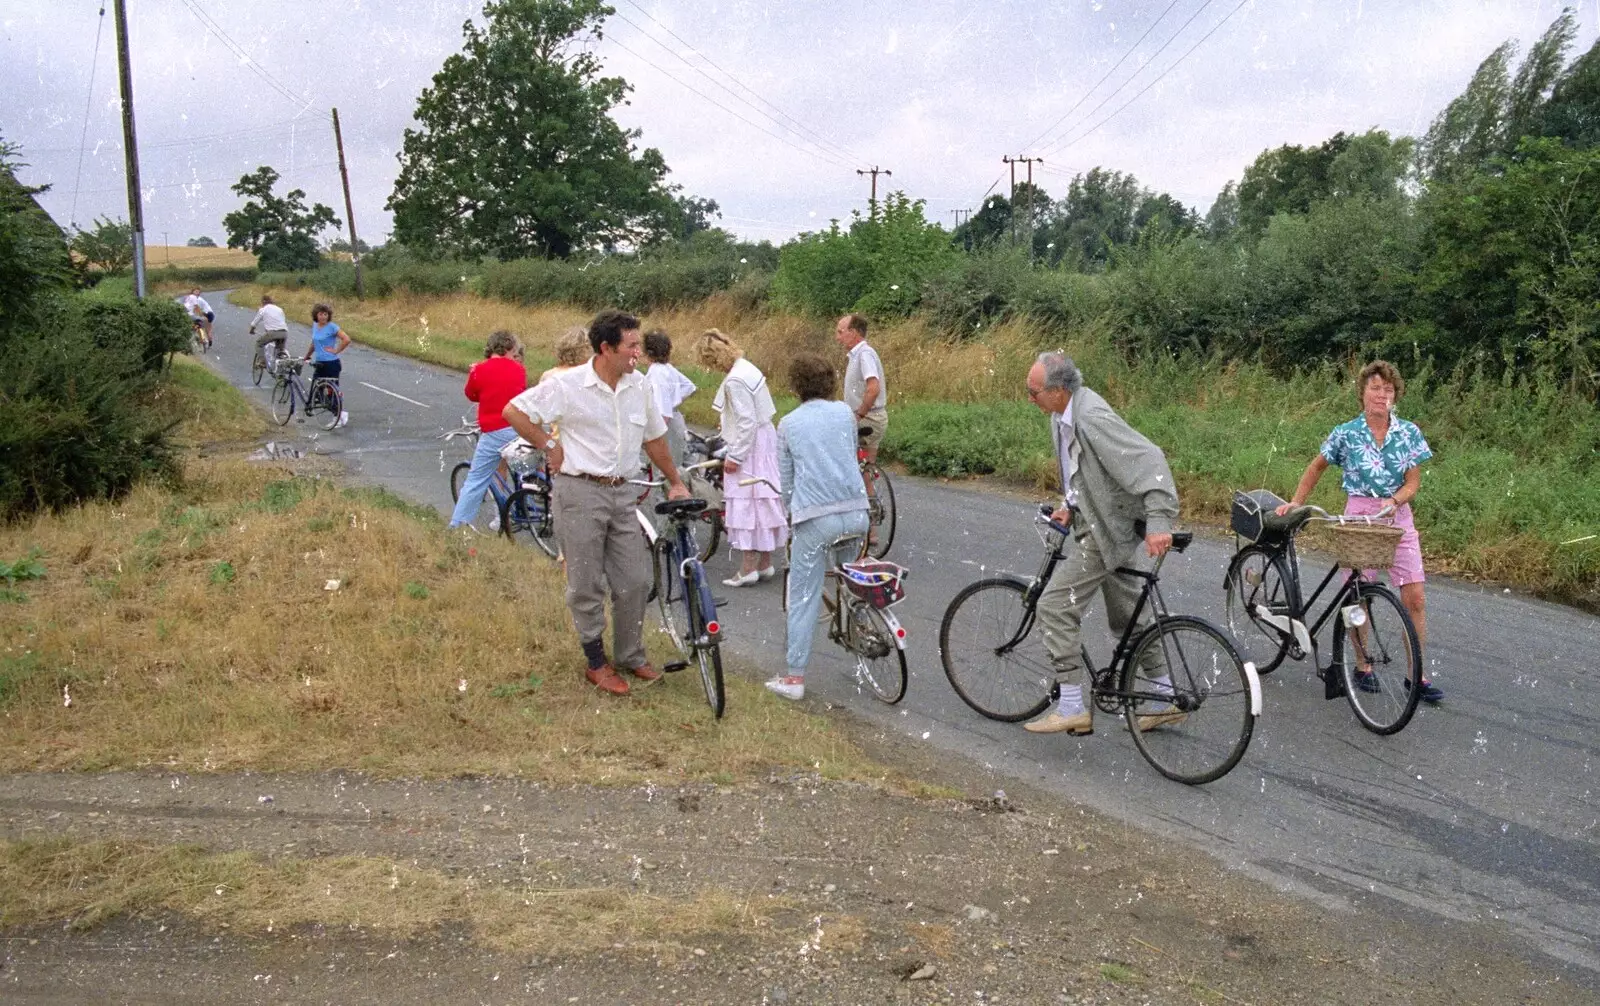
484, 330, 520, 358
311, 303, 334, 323
1358, 359, 1405, 400
643, 329, 673, 362
787, 353, 836, 402
554, 326, 591, 367
694, 328, 743, 371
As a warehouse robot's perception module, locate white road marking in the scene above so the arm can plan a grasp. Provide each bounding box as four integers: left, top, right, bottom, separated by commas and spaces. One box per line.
359, 381, 432, 408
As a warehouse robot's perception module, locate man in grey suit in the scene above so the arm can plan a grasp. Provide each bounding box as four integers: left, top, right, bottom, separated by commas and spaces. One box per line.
1023, 351, 1185, 735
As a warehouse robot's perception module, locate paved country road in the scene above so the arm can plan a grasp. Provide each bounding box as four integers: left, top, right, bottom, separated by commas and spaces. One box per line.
197, 292, 1599, 980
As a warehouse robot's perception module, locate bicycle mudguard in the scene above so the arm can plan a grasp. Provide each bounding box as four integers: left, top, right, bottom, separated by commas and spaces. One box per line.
877, 605, 908, 650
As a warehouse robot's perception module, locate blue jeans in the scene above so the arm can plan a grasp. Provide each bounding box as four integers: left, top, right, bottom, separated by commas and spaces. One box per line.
448, 427, 518, 528
784, 509, 870, 673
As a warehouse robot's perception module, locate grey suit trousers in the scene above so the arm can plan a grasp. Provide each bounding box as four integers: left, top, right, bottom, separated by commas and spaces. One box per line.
1036, 532, 1163, 684
553, 475, 652, 670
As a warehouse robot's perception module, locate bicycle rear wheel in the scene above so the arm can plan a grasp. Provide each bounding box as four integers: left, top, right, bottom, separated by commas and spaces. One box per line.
844, 600, 908, 704
864, 464, 896, 559
449, 462, 471, 503
1333, 582, 1422, 735
939, 578, 1052, 721
270, 379, 294, 425
686, 573, 725, 718
1223, 545, 1296, 674
1122, 615, 1256, 785
312, 382, 343, 431
501, 486, 559, 558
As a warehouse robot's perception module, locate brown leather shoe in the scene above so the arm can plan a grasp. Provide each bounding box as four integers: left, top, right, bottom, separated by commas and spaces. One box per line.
585, 665, 630, 696
1023, 709, 1094, 735
626, 662, 662, 682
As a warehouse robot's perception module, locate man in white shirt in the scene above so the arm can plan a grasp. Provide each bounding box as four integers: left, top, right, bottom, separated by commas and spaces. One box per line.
182, 288, 214, 344
503, 309, 690, 697
836, 313, 887, 461
247, 294, 290, 367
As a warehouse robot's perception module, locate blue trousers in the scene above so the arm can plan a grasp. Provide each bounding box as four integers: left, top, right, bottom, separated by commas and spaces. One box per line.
785, 509, 870, 673
448, 426, 518, 528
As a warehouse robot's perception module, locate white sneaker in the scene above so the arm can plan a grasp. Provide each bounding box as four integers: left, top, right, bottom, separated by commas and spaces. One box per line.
488, 517, 501, 532
764, 676, 804, 701
337, 411, 349, 427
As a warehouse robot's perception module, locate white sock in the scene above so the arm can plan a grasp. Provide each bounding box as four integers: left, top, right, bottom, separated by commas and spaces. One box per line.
1057, 684, 1085, 716
1151, 675, 1173, 697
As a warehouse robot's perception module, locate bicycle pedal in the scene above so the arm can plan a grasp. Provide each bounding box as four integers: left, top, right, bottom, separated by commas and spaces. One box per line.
662, 661, 689, 674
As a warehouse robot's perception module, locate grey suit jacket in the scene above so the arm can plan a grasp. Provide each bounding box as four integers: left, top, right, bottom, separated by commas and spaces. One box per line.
1058, 386, 1180, 559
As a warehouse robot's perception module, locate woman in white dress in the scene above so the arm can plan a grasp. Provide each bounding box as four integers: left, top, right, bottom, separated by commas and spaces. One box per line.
694, 329, 788, 586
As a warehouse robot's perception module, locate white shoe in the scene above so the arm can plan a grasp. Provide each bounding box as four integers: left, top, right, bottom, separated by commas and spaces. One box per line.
722, 570, 760, 587
1135, 707, 1188, 732
764, 676, 804, 701
488, 517, 501, 532
337, 411, 349, 427
756, 566, 777, 581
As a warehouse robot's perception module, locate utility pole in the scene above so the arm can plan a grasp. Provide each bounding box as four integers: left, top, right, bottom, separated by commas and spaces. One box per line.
1002, 155, 1042, 253
950, 209, 972, 251
857, 166, 892, 218
113, 0, 146, 299
162, 231, 169, 266
331, 108, 364, 299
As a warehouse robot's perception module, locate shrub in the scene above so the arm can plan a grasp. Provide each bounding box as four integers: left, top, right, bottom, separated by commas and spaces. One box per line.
770, 193, 957, 319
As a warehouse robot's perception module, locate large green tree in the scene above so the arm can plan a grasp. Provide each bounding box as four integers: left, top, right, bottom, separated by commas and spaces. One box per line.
387, 0, 681, 260
70, 216, 134, 273
222, 166, 339, 272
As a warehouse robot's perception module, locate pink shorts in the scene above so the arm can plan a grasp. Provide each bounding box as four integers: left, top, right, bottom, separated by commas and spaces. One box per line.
1344, 496, 1425, 587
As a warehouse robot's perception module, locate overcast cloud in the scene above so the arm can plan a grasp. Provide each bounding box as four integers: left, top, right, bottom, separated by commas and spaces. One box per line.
4, 0, 1597, 248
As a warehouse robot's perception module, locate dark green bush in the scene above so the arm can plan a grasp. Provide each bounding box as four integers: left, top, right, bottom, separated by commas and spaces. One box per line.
146, 265, 259, 287
79, 295, 191, 371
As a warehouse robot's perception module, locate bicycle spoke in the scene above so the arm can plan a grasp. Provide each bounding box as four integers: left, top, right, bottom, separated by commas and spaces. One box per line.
1337, 583, 1422, 735
1124, 616, 1255, 785
940, 579, 1053, 721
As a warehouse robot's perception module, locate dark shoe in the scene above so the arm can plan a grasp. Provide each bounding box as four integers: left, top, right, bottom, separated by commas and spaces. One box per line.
1354, 669, 1382, 693
585, 665, 630, 696
626, 662, 662, 682
1408, 678, 1445, 704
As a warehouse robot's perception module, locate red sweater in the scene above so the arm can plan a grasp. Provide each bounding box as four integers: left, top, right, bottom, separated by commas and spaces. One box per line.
464, 355, 527, 432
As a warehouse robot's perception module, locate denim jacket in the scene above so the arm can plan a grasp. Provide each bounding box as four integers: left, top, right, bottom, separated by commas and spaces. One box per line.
777, 399, 870, 524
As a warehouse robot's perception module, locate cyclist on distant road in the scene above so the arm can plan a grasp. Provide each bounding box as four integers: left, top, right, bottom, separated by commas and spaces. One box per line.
303, 302, 350, 428
182, 287, 214, 344
247, 294, 289, 368
448, 330, 528, 530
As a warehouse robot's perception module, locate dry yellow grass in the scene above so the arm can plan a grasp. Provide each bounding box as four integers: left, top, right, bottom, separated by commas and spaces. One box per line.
0, 838, 776, 954
146, 245, 257, 270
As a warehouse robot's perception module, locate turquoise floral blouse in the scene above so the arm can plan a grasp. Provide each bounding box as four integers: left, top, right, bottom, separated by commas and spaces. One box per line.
1320, 414, 1432, 498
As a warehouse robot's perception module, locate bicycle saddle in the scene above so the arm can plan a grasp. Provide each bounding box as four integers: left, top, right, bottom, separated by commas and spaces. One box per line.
1260, 506, 1315, 535
655, 498, 708, 517
858, 425, 875, 439
1170, 531, 1194, 552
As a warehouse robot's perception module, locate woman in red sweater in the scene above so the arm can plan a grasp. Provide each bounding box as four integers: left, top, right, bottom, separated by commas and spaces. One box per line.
448, 330, 528, 528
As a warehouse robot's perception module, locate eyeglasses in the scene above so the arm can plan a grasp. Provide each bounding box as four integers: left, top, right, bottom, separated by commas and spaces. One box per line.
1025, 385, 1045, 399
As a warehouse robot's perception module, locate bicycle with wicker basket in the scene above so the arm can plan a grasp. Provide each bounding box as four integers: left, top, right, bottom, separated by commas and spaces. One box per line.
1223, 490, 1424, 735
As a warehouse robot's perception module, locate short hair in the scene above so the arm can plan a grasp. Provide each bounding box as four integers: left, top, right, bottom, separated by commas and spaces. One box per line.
1358, 359, 1406, 400
588, 308, 641, 354
643, 329, 672, 362
311, 302, 334, 323
484, 329, 519, 358
260, 294, 274, 305
1036, 351, 1082, 393
554, 326, 591, 367
695, 329, 743, 371
788, 353, 836, 402
842, 313, 868, 338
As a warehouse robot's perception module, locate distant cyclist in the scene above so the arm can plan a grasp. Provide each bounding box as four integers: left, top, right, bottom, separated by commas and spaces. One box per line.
247, 294, 289, 368
182, 287, 214, 345
302, 302, 350, 427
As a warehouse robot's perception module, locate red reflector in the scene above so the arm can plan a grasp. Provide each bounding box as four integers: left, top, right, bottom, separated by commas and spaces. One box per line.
896, 628, 906, 638
706, 621, 720, 635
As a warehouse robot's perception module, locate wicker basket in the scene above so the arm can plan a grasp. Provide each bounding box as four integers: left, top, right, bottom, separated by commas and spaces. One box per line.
1325, 522, 1403, 570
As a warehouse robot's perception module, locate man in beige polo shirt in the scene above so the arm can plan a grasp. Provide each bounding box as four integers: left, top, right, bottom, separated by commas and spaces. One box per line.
504, 309, 689, 697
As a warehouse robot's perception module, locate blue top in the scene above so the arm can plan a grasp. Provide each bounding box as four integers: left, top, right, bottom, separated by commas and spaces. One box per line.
1320, 413, 1432, 498
311, 322, 344, 362
777, 399, 869, 524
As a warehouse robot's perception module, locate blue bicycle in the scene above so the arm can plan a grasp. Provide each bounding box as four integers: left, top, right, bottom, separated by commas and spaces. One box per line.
444, 423, 558, 558
634, 467, 725, 718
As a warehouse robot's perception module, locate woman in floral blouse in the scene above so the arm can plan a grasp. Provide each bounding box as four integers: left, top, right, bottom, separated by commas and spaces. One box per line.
1279, 360, 1442, 703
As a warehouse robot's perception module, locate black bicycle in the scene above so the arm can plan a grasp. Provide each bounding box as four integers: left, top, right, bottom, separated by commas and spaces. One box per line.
268, 357, 343, 431
634, 474, 725, 718
442, 422, 557, 558
858, 428, 896, 559
1223, 492, 1423, 735
940, 505, 1260, 785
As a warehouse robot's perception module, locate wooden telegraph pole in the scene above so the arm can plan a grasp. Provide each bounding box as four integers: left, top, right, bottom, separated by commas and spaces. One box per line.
857, 166, 892, 218
1002, 155, 1042, 253
331, 108, 364, 299
112, 0, 146, 299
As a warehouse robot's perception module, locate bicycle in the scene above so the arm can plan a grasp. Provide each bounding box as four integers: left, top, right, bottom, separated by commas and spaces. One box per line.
741, 477, 909, 704
251, 337, 286, 387
268, 357, 343, 431
189, 316, 212, 355
858, 427, 896, 559
1222, 491, 1424, 735
442, 422, 557, 558
940, 505, 1260, 785
632, 473, 725, 718
678, 430, 728, 561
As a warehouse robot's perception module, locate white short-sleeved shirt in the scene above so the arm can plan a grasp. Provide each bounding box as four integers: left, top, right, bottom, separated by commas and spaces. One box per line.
251, 304, 288, 331
844, 340, 886, 412
182, 294, 212, 318
506, 360, 666, 478
645, 361, 697, 420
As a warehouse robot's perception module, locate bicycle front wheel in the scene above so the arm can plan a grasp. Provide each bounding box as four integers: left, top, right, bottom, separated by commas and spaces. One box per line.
1123, 615, 1256, 785
845, 601, 908, 704
686, 577, 725, 718
270, 379, 294, 425
693, 511, 723, 563
939, 578, 1052, 722
501, 487, 559, 559
1334, 581, 1422, 735
864, 464, 897, 559
653, 540, 690, 656
1223, 545, 1296, 674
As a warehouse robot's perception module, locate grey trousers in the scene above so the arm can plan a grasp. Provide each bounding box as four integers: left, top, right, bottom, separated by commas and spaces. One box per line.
552, 475, 652, 670
1036, 532, 1161, 685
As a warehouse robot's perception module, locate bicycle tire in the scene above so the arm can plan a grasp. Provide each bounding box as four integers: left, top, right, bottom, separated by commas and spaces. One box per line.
1333, 581, 1423, 735
864, 464, 897, 559
500, 487, 560, 559
686, 573, 725, 718
449, 462, 471, 503
1223, 545, 1296, 675
653, 539, 690, 656
251, 351, 266, 386
1122, 615, 1256, 785
694, 511, 723, 563
312, 382, 342, 431
845, 601, 908, 704
939, 578, 1053, 722
270, 378, 294, 425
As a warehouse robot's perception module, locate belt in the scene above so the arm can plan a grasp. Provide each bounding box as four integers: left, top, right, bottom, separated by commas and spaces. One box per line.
559, 472, 629, 487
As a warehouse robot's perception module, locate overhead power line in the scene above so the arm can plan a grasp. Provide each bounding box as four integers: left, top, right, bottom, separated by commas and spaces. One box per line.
175, 0, 329, 121
1040, 0, 1219, 158
1050, 0, 1252, 155
72, 160, 341, 196
69, 3, 110, 230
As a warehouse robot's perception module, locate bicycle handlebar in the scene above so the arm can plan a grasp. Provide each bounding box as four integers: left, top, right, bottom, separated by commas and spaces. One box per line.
631, 459, 722, 489
1035, 502, 1074, 538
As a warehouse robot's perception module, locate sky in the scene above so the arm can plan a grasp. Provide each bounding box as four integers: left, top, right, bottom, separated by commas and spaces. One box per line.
3, 0, 1598, 249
